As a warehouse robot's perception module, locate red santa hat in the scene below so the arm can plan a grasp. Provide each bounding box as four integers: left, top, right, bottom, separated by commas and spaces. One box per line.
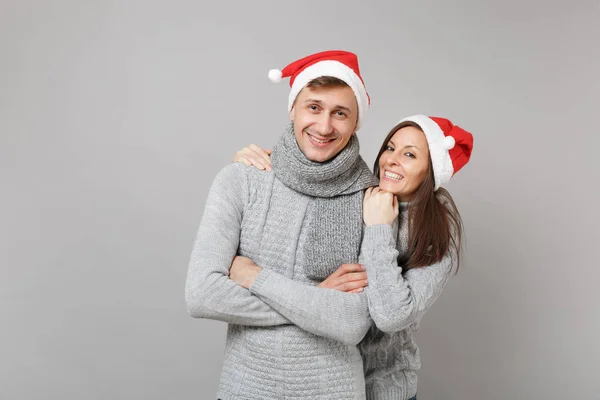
268, 50, 370, 130
396, 115, 474, 190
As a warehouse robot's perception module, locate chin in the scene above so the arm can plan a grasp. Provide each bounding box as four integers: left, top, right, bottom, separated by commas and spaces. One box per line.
378, 181, 394, 191
305, 145, 341, 162
304, 149, 330, 163
380, 183, 402, 196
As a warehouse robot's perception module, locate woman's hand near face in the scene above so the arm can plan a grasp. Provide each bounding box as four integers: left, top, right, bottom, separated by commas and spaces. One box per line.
363, 187, 399, 226
233, 144, 272, 171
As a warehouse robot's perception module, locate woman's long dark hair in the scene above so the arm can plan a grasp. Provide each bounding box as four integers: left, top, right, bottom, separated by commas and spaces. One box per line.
373, 122, 464, 272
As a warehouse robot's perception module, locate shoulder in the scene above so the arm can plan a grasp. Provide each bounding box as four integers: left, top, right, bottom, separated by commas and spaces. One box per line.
212, 162, 273, 197
210, 163, 244, 189
213, 162, 271, 183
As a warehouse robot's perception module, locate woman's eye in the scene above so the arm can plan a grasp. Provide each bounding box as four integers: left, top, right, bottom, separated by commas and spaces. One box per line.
405, 152, 415, 158
385, 145, 394, 151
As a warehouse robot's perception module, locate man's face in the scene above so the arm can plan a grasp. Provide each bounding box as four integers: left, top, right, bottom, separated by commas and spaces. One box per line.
289, 85, 358, 162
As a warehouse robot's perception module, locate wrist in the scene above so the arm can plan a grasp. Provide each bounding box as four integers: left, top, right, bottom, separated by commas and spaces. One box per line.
243, 266, 262, 289
365, 220, 393, 226
249, 268, 271, 294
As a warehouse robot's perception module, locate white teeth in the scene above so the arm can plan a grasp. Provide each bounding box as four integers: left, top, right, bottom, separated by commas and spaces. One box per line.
385, 171, 402, 181
309, 134, 331, 144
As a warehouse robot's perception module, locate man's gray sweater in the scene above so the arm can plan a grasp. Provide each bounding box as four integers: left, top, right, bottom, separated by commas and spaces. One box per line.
186, 158, 373, 399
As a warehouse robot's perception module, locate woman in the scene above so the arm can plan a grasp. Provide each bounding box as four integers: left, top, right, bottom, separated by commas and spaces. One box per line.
231, 115, 473, 399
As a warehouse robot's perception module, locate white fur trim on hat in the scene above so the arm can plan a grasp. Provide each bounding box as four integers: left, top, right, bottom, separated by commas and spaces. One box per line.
396, 115, 454, 190
287, 60, 369, 131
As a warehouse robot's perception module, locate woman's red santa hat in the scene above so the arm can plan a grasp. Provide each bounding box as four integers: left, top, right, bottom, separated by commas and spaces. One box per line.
396, 115, 474, 190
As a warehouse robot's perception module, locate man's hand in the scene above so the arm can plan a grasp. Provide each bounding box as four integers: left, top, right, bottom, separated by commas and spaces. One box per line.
233, 144, 272, 171
229, 256, 262, 289
318, 264, 368, 294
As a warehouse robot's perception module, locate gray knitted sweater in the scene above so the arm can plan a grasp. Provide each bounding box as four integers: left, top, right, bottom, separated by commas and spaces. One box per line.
358, 205, 454, 400
186, 160, 373, 400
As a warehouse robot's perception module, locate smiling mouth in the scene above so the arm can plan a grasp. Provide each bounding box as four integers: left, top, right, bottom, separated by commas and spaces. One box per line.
383, 170, 403, 181
307, 132, 336, 147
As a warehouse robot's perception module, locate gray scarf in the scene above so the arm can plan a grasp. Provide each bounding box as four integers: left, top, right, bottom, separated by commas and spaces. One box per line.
271, 123, 379, 278
272, 123, 378, 197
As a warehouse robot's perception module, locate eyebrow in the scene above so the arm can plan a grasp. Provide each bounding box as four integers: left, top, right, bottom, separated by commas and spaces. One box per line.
388, 139, 420, 150
304, 99, 353, 114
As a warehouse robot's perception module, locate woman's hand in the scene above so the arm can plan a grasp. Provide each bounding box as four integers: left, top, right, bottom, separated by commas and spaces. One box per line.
363, 187, 399, 226
229, 256, 262, 289
318, 264, 368, 294
233, 144, 272, 171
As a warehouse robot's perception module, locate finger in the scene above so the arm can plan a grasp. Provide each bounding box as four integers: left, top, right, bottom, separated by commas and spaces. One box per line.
248, 144, 271, 160
330, 264, 351, 278
385, 191, 394, 203
240, 147, 255, 156
251, 149, 272, 168
349, 287, 365, 294
233, 150, 246, 163
247, 145, 272, 171
248, 143, 265, 153
254, 146, 273, 166
249, 155, 269, 170
342, 272, 368, 283
263, 156, 272, 171
340, 263, 366, 274
329, 263, 361, 279
240, 152, 269, 170
234, 148, 257, 163
338, 279, 369, 292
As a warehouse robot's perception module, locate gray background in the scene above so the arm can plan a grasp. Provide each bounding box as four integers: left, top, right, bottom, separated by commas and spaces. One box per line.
2, 0, 599, 399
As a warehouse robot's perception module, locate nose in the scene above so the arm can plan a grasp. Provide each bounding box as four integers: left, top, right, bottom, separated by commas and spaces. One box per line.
386, 151, 401, 167
316, 114, 334, 135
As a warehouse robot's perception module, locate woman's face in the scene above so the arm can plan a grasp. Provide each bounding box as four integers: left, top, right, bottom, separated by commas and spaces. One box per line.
378, 126, 430, 201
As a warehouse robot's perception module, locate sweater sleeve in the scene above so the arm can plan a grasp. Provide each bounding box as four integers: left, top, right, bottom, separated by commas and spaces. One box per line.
185, 163, 289, 326
249, 268, 372, 345
359, 224, 454, 333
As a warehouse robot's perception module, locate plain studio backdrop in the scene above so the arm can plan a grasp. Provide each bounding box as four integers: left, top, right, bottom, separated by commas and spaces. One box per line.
1, 1, 599, 399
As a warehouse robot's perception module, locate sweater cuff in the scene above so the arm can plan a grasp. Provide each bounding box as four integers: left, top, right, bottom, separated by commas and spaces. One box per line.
363, 224, 396, 250
249, 267, 272, 294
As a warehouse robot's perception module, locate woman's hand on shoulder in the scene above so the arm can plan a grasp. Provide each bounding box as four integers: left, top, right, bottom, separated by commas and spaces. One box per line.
233, 144, 272, 171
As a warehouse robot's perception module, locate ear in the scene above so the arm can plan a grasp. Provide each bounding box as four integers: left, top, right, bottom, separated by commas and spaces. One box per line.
289, 106, 295, 121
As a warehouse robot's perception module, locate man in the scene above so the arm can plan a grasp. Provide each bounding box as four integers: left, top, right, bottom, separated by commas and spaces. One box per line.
185, 50, 378, 399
